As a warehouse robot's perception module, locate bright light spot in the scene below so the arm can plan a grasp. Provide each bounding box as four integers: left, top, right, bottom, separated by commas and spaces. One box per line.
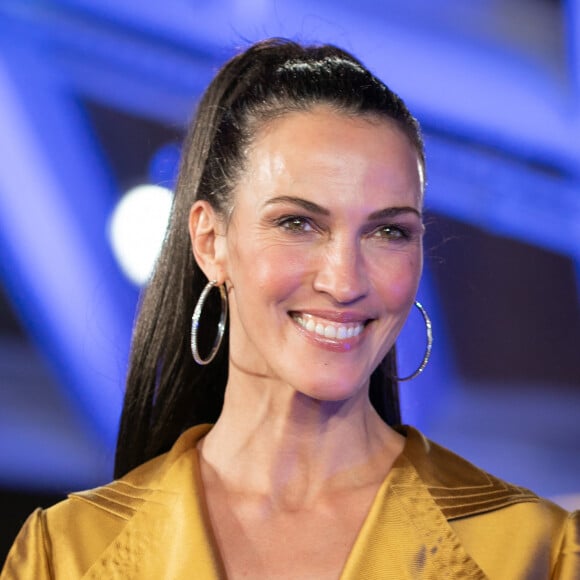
109, 184, 173, 286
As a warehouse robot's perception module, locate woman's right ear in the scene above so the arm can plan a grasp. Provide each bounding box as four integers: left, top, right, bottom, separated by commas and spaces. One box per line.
188, 201, 227, 282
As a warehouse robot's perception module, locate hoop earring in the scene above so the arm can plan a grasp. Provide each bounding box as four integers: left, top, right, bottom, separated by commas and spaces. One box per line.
191, 280, 228, 365
393, 301, 433, 382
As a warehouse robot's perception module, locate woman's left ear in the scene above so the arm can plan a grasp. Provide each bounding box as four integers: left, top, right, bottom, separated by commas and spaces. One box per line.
188, 201, 227, 282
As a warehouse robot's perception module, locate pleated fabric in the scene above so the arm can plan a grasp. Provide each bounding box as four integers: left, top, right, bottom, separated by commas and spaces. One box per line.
2, 424, 578, 579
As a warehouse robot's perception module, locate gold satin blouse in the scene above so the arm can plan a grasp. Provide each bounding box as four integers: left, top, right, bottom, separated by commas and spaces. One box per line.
2, 424, 579, 579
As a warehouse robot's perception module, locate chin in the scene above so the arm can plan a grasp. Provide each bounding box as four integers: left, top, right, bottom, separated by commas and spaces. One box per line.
296, 376, 368, 405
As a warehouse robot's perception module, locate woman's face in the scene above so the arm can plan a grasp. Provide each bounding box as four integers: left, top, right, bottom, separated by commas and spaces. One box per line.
220, 106, 424, 402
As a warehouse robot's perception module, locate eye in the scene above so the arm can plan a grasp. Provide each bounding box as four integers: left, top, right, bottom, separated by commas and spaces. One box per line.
372, 224, 410, 240
277, 215, 315, 233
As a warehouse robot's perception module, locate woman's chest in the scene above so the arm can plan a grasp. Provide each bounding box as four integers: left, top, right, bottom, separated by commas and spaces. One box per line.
204, 489, 378, 580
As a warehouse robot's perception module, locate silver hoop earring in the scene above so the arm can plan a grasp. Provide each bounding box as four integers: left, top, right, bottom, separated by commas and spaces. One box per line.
394, 301, 433, 382
191, 280, 228, 365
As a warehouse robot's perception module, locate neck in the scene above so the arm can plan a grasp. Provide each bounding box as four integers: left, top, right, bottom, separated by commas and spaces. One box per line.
198, 367, 404, 509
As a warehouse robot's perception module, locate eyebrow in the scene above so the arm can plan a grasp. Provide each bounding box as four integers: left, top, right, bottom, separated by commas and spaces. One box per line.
263, 195, 422, 219
368, 206, 422, 220
264, 195, 330, 216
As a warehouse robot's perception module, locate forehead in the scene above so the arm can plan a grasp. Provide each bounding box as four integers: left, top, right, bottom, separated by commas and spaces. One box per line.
235, 106, 424, 211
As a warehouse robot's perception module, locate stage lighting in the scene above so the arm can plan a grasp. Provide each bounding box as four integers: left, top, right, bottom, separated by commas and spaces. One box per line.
109, 184, 173, 285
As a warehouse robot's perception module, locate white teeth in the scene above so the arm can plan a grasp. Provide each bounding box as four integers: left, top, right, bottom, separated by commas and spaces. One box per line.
293, 314, 365, 340
324, 326, 336, 339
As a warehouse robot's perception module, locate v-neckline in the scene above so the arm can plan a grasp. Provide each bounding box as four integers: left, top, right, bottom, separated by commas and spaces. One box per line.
190, 424, 485, 579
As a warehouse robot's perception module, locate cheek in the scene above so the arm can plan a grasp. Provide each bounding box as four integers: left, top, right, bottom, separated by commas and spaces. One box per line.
371, 252, 422, 308
229, 241, 309, 302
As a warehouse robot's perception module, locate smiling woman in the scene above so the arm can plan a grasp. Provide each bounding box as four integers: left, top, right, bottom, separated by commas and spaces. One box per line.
192, 108, 423, 407
2, 38, 578, 579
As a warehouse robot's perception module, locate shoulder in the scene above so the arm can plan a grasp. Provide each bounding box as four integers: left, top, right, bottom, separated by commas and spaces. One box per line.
31, 449, 171, 577
394, 427, 578, 575
46, 423, 212, 527
398, 425, 551, 520
3, 424, 213, 578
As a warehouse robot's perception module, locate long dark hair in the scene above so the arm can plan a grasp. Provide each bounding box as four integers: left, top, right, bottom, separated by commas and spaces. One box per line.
114, 38, 424, 478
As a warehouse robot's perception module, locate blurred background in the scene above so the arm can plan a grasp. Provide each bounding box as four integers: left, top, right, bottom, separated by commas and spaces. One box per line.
1, 0, 579, 562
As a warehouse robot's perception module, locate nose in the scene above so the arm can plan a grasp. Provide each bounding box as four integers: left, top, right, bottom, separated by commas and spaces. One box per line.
312, 238, 369, 304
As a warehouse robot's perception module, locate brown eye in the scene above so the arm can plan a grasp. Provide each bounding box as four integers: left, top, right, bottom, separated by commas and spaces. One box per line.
278, 216, 314, 233
373, 225, 409, 240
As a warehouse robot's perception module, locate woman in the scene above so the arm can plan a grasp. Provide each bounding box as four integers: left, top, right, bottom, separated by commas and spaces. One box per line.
2, 39, 578, 579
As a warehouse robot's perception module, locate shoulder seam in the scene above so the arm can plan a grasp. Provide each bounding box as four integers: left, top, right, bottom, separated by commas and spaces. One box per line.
69, 480, 153, 521
430, 478, 539, 520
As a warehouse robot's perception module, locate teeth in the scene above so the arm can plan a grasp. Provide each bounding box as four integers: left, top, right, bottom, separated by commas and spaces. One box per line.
324, 326, 336, 339
293, 314, 365, 340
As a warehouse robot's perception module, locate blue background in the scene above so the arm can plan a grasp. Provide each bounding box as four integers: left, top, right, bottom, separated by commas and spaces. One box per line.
0, 0, 578, 545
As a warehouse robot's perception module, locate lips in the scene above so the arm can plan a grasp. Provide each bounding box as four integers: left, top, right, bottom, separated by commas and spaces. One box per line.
290, 312, 368, 340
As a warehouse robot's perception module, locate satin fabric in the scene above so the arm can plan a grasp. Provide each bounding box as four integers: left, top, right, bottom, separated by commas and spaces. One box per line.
2, 424, 579, 579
